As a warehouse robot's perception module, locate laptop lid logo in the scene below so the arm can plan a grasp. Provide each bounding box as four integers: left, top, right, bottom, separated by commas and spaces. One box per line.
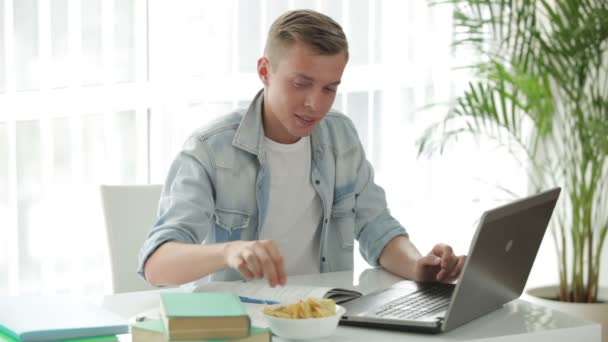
505, 240, 513, 252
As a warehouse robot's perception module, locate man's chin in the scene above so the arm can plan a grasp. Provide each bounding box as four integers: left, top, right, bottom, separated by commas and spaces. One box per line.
290, 128, 314, 139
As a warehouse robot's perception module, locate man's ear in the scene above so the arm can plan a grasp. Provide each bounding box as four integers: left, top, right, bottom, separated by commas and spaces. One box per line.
257, 57, 270, 85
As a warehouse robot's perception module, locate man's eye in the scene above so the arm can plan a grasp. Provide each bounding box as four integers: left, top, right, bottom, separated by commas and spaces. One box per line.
294, 82, 308, 87
324, 87, 337, 93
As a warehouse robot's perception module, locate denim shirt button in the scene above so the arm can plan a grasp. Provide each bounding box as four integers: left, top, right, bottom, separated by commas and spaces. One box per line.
321, 256, 326, 262
324, 218, 328, 223
315, 179, 320, 185
351, 208, 355, 213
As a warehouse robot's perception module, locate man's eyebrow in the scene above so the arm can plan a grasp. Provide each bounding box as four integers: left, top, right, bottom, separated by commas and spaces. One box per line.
293, 73, 341, 86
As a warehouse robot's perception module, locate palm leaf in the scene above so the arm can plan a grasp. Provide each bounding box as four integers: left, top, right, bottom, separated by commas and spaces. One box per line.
420, 0, 608, 302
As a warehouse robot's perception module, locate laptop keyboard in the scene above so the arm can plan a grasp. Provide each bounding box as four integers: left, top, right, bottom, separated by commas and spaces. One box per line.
373, 284, 453, 320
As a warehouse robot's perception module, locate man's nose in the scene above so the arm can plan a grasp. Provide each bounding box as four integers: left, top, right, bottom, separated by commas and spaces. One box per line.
304, 90, 322, 112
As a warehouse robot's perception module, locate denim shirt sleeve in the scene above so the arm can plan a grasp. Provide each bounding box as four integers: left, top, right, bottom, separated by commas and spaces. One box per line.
345, 120, 409, 266
136, 136, 216, 279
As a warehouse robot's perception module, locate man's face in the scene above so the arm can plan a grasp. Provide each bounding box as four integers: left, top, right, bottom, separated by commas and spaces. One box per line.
258, 42, 347, 144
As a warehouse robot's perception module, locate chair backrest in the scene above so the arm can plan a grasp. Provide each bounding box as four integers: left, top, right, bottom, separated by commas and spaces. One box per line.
100, 184, 162, 293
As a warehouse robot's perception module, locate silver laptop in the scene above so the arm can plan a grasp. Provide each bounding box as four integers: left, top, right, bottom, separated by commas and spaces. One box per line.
340, 187, 561, 333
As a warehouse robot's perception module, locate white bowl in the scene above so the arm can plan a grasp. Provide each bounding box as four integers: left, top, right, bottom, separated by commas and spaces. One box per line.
262, 304, 346, 340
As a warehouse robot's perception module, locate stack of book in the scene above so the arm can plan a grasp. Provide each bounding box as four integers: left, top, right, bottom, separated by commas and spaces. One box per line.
131, 292, 270, 342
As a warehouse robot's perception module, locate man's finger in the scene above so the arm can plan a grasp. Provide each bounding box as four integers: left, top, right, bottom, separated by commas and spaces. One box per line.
262, 241, 287, 286
254, 244, 280, 287
436, 269, 447, 282
420, 254, 442, 267
438, 246, 455, 268
441, 256, 466, 283
449, 255, 466, 279
431, 243, 450, 256
236, 257, 255, 279
243, 249, 263, 278
442, 253, 458, 273
431, 243, 458, 274
275, 256, 286, 286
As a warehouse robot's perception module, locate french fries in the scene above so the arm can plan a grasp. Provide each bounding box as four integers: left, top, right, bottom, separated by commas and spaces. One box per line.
263, 298, 336, 319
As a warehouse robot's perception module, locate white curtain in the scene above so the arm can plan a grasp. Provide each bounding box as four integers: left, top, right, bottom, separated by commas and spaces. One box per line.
0, 0, 544, 297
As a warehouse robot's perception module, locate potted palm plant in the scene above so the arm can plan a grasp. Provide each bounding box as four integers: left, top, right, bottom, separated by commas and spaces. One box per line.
417, 0, 608, 337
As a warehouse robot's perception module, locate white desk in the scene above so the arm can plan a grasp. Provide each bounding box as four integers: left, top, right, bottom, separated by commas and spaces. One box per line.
101, 268, 601, 341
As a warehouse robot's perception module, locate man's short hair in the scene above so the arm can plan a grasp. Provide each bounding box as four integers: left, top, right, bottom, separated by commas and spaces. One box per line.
264, 9, 349, 69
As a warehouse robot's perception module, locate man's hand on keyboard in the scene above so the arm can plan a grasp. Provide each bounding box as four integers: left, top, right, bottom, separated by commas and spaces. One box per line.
414, 243, 466, 283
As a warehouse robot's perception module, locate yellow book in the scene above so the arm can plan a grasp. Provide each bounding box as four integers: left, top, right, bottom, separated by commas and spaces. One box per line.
131, 320, 270, 342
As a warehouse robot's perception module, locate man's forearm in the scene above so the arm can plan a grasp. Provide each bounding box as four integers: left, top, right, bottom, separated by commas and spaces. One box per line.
144, 241, 229, 286
378, 235, 422, 280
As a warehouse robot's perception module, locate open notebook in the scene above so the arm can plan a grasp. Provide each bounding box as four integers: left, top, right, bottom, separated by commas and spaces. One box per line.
193, 281, 362, 304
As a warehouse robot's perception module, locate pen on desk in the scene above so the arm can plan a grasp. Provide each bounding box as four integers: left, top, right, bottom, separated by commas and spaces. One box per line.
135, 315, 147, 322
239, 296, 280, 305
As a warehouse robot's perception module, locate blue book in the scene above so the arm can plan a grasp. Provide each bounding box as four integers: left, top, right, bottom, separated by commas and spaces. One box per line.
0, 296, 128, 342
0, 330, 118, 342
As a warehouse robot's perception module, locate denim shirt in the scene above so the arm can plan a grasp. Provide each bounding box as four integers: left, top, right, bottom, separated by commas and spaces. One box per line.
137, 90, 408, 282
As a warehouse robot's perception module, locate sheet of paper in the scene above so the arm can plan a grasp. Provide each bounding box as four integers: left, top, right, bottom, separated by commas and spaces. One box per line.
193, 281, 332, 303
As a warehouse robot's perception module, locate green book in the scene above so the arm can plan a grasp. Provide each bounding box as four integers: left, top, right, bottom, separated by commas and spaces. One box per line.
159, 293, 250, 340
131, 319, 269, 342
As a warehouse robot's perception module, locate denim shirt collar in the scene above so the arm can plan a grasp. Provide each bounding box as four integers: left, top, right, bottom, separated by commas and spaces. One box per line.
232, 89, 325, 161
232, 89, 266, 156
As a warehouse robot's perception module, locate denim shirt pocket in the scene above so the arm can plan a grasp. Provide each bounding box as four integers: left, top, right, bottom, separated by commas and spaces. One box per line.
330, 193, 356, 249
214, 208, 250, 234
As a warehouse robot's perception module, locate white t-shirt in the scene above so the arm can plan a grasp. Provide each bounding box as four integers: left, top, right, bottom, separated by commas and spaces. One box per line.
259, 136, 322, 275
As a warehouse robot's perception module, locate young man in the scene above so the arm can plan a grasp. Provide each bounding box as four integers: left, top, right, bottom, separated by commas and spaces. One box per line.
138, 9, 465, 288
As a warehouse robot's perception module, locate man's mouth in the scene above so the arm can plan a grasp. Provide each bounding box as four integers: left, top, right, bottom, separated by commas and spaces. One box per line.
294, 113, 316, 127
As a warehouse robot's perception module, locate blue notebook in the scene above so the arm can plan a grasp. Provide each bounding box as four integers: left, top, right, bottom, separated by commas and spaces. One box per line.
0, 296, 128, 342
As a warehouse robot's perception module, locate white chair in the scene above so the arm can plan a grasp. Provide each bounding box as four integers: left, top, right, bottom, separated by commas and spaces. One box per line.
100, 184, 163, 293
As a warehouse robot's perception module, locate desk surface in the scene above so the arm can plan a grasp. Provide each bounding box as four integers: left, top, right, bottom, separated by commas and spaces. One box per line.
101, 268, 601, 341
